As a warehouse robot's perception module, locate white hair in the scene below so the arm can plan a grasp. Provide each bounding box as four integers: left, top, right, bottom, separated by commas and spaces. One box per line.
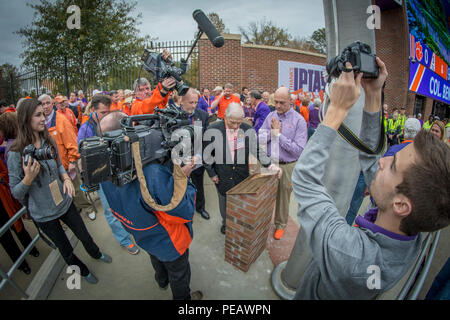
404, 118, 422, 140
133, 78, 150, 92
38, 94, 52, 103
313, 98, 321, 107
225, 102, 244, 119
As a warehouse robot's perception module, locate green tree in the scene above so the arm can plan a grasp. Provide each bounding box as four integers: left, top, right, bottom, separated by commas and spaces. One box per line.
310, 28, 326, 54
239, 18, 292, 47
0, 64, 22, 105
16, 0, 151, 95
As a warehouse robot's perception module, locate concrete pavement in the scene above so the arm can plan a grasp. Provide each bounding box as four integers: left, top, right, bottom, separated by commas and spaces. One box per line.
2, 174, 448, 300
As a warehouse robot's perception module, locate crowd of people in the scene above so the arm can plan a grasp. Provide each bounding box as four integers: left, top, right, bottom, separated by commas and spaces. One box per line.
0, 51, 449, 300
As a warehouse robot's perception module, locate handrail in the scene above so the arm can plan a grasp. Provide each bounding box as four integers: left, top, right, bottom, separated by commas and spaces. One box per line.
396, 231, 439, 300
0, 207, 28, 238
407, 230, 441, 300
0, 207, 40, 299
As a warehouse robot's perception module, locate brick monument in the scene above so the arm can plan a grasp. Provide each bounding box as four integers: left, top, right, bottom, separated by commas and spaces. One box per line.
224, 173, 278, 272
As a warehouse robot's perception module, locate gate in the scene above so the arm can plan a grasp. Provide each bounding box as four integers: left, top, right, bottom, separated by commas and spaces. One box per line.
6, 40, 199, 102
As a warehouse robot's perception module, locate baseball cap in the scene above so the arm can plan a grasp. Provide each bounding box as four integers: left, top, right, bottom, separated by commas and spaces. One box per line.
54, 95, 68, 103
92, 89, 102, 96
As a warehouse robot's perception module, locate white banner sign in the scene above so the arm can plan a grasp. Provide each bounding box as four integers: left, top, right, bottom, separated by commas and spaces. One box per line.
278, 60, 326, 95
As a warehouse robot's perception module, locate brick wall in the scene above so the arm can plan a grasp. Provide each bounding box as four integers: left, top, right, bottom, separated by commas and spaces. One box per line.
225, 174, 278, 272
198, 34, 327, 94
375, 4, 412, 114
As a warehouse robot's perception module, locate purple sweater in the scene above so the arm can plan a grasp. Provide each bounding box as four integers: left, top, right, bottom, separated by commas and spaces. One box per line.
253, 102, 271, 133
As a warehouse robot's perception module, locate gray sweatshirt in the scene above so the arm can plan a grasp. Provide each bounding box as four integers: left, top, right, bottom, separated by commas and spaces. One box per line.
292, 110, 422, 300
8, 148, 72, 223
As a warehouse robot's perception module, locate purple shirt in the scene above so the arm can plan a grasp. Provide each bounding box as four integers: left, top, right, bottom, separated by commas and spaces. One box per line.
243, 106, 254, 118
253, 101, 271, 133
197, 95, 215, 114
355, 208, 417, 241
258, 107, 307, 163
308, 107, 320, 129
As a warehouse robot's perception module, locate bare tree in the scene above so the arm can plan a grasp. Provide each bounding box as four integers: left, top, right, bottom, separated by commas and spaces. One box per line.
239, 18, 292, 47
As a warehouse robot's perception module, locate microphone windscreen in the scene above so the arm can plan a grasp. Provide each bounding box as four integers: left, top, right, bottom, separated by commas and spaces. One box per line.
193, 9, 225, 48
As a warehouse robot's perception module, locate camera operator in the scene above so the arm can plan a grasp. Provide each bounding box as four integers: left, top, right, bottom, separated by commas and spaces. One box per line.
131, 49, 178, 116
77, 95, 140, 255
98, 111, 203, 300
7, 99, 112, 284
291, 58, 450, 299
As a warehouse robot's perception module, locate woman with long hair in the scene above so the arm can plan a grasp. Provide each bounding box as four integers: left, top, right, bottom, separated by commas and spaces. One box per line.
7, 99, 111, 284
430, 120, 450, 147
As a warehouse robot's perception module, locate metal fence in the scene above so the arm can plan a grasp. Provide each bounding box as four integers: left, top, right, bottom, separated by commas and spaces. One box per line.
0, 207, 40, 299
6, 40, 199, 102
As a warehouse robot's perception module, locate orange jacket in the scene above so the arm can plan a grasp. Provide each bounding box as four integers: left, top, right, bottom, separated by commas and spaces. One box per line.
57, 108, 78, 133
131, 83, 169, 115
0, 159, 23, 232
110, 101, 121, 112
4, 107, 16, 113
121, 103, 132, 116
299, 105, 309, 123
48, 112, 79, 170
77, 105, 82, 124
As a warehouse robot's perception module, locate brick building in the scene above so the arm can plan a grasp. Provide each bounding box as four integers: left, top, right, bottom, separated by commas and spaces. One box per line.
198, 33, 327, 94
197, 1, 449, 120
375, 0, 449, 119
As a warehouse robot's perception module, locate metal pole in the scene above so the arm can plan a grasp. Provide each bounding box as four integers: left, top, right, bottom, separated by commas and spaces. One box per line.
272, 0, 376, 299
64, 56, 70, 98
9, 72, 16, 105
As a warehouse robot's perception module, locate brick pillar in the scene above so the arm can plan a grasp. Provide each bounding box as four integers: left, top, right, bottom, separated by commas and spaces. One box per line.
224, 174, 278, 272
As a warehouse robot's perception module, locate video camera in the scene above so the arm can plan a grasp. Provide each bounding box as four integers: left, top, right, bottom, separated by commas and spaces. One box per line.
141, 49, 190, 96
78, 103, 194, 192
326, 41, 379, 80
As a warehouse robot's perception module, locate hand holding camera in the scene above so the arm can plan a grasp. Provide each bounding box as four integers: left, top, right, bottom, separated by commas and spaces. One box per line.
22, 156, 40, 186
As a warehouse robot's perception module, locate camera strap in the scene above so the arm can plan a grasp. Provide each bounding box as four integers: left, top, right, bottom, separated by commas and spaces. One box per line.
321, 80, 386, 155
131, 141, 188, 212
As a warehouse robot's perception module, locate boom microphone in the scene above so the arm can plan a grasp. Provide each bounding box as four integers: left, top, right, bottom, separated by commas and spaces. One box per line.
192, 9, 225, 48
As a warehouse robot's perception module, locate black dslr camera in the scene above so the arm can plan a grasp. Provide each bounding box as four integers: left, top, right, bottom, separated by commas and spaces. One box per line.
326, 41, 379, 80
79, 104, 194, 192
23, 144, 56, 166
141, 49, 190, 96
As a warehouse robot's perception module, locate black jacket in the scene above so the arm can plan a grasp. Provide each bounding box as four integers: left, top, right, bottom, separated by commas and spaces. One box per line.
203, 121, 271, 195
189, 108, 209, 175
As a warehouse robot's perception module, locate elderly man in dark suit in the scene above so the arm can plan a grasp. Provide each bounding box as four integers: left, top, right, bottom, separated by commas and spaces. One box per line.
203, 103, 282, 234
180, 89, 211, 220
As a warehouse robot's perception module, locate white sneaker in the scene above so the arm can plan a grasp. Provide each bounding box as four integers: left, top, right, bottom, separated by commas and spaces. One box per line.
88, 211, 96, 220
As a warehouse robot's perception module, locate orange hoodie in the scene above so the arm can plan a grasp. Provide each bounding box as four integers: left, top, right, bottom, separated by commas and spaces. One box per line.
131, 83, 169, 115
48, 112, 79, 170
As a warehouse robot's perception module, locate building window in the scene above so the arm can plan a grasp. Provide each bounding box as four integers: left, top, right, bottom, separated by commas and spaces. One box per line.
414, 95, 425, 117
432, 100, 450, 121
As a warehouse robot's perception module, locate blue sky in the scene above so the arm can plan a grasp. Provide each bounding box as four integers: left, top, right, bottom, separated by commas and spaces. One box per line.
0, 0, 325, 68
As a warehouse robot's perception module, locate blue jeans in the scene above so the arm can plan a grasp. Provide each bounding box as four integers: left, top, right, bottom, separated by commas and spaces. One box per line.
345, 171, 366, 226
98, 185, 133, 247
